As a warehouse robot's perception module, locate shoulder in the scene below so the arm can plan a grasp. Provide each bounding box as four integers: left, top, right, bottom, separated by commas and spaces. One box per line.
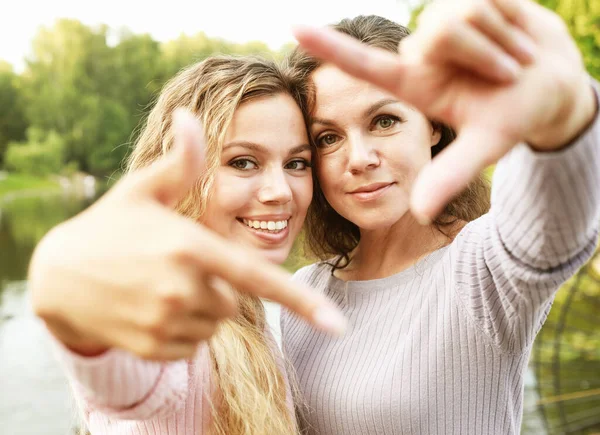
291, 261, 332, 287
450, 212, 493, 249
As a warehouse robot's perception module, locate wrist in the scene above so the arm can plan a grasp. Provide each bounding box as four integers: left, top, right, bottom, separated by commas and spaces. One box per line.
528, 80, 598, 152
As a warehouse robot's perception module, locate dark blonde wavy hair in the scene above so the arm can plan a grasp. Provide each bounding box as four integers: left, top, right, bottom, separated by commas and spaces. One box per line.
286, 15, 491, 268
126, 56, 307, 435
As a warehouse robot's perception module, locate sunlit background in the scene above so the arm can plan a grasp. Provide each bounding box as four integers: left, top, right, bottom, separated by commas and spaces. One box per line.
0, 0, 598, 434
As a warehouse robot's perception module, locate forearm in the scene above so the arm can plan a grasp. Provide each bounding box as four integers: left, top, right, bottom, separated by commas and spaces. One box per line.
491, 82, 600, 270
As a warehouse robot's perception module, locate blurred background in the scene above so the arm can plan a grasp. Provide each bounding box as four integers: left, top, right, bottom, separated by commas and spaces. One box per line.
0, 0, 598, 434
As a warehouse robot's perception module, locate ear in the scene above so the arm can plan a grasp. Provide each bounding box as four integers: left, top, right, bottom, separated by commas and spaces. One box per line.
430, 122, 442, 147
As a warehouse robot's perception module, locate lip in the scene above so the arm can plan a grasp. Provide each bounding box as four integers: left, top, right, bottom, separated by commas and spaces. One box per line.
238, 214, 292, 221
238, 219, 290, 244
348, 182, 395, 201
349, 182, 394, 194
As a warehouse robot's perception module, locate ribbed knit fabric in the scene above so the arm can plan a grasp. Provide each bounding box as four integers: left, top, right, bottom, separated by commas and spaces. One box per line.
282, 89, 600, 435
50, 327, 292, 434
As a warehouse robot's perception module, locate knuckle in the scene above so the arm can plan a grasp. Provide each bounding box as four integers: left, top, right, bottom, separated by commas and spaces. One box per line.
140, 306, 170, 337
433, 26, 455, 50
167, 237, 193, 263
228, 250, 254, 283
197, 322, 218, 340
158, 289, 187, 313
462, 4, 483, 24
147, 318, 169, 340
222, 298, 238, 318
135, 337, 162, 359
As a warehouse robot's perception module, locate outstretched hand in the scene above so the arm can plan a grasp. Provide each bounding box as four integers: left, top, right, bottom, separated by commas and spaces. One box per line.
293, 0, 597, 222
30, 110, 346, 361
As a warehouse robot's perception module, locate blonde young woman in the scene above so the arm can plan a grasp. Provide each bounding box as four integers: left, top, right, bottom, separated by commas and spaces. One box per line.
28, 56, 345, 435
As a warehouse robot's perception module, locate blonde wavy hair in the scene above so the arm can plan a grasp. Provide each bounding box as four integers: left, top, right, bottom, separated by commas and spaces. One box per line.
125, 55, 308, 435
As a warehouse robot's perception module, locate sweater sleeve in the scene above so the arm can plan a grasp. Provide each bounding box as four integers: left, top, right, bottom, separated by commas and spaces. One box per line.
451, 81, 600, 353
49, 334, 197, 420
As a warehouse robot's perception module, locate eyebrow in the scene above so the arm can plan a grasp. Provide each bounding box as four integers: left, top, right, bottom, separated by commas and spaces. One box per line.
222, 141, 311, 156
310, 98, 403, 127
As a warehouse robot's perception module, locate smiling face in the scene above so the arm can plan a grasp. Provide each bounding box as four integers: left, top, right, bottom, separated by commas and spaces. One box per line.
201, 93, 313, 264
310, 65, 441, 231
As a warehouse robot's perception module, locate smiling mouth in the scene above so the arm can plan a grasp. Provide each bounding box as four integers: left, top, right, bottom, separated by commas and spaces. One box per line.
237, 218, 289, 233
348, 182, 395, 201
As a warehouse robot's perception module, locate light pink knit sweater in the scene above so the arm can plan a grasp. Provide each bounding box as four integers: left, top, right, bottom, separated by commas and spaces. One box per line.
51, 328, 293, 434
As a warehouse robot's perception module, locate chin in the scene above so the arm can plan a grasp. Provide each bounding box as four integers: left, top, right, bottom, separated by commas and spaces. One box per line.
260, 247, 291, 265
344, 207, 411, 231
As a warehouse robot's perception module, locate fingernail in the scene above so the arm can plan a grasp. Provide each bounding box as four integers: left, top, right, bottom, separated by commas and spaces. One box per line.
172, 108, 191, 127
499, 56, 521, 81
291, 24, 314, 37
415, 213, 432, 226
517, 36, 537, 63
410, 198, 432, 226
313, 307, 347, 335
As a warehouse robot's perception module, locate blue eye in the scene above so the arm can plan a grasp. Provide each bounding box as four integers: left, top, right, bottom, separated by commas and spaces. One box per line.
230, 159, 257, 170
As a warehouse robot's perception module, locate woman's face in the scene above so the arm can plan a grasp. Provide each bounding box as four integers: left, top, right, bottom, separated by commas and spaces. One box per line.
202, 93, 313, 265
310, 65, 441, 230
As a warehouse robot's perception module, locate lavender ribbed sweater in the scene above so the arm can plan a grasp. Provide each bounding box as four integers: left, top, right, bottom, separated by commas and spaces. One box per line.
282, 95, 600, 434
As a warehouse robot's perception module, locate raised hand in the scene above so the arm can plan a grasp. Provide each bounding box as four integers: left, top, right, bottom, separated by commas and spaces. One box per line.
30, 110, 346, 361
293, 0, 597, 222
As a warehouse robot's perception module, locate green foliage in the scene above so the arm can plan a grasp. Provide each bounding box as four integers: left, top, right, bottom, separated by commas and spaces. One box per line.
409, 0, 600, 80
0, 63, 27, 167
0, 173, 60, 197
283, 232, 317, 273
3, 19, 283, 178
539, 0, 600, 80
5, 128, 65, 176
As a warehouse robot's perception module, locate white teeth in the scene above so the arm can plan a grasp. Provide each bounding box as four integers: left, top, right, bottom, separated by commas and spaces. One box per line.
241, 219, 289, 232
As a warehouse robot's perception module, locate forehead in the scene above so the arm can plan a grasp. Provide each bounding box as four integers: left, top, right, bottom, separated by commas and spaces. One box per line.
311, 65, 395, 116
224, 93, 307, 146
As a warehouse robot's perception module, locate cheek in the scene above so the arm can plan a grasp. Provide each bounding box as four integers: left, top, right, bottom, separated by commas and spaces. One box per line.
203, 173, 254, 231
290, 176, 313, 216
316, 152, 344, 196
383, 134, 432, 180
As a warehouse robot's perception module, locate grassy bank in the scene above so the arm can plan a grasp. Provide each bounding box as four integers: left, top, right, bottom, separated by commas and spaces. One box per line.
0, 173, 61, 198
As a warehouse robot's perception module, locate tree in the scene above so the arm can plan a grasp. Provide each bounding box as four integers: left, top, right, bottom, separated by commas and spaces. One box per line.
538, 0, 600, 80
21, 20, 116, 174
0, 61, 27, 167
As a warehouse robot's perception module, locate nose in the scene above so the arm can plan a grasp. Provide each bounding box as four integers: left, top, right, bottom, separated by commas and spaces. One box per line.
347, 134, 380, 175
257, 167, 292, 205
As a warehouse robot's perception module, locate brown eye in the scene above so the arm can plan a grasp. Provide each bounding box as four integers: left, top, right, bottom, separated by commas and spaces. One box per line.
230, 159, 257, 170
285, 159, 310, 170
318, 134, 339, 147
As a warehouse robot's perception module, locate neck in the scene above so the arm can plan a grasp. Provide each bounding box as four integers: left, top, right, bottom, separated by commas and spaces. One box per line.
337, 214, 463, 281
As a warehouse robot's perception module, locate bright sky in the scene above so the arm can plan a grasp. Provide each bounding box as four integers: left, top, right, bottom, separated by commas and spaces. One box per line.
0, 0, 413, 71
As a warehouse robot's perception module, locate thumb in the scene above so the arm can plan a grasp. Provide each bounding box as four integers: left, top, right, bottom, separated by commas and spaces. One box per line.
410, 125, 512, 223
126, 109, 207, 207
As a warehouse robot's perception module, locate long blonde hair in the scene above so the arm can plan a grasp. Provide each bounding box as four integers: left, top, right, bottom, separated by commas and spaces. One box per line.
126, 56, 308, 435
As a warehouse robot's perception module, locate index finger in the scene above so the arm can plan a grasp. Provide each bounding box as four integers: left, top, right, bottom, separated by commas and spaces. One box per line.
194, 230, 347, 335
410, 124, 513, 222
292, 25, 409, 97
